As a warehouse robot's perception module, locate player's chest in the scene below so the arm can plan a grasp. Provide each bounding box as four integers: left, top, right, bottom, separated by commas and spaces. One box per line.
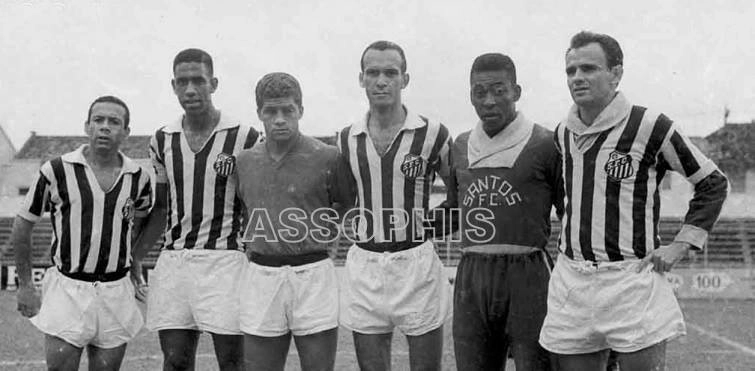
50, 166, 138, 219
456, 167, 530, 208
349, 133, 438, 181
162, 131, 241, 179
89, 166, 121, 192
184, 130, 214, 153
567, 136, 652, 184
241, 156, 329, 202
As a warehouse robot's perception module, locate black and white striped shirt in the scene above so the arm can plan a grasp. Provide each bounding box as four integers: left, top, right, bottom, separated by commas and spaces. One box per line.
555, 93, 725, 262
150, 113, 259, 251
18, 145, 153, 274
337, 108, 451, 248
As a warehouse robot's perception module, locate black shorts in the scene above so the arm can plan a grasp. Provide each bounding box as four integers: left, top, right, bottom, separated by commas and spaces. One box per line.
453, 250, 551, 370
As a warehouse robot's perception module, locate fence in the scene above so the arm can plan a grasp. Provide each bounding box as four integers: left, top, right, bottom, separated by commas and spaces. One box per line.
1, 217, 754, 297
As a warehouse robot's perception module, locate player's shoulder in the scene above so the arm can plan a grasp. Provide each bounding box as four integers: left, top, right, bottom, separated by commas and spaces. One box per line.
236, 139, 266, 161
625, 105, 677, 140
531, 123, 555, 141
453, 130, 472, 148
413, 112, 449, 133
149, 125, 170, 145
337, 122, 359, 138
299, 135, 339, 159
528, 123, 560, 155
40, 156, 62, 172
626, 104, 670, 125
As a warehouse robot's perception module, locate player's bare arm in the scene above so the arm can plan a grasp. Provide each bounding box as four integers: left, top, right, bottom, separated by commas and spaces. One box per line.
12, 216, 40, 318
130, 214, 150, 302
132, 182, 168, 262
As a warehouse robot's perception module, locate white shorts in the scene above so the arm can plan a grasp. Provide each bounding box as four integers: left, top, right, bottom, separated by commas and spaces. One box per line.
146, 249, 247, 335
539, 255, 686, 354
30, 268, 143, 349
340, 241, 451, 336
239, 257, 339, 337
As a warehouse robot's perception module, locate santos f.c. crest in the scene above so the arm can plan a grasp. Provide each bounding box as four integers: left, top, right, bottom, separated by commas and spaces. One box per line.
604, 150, 634, 181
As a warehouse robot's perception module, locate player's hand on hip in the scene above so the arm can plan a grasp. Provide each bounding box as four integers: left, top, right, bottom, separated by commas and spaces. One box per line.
16, 285, 40, 318
637, 241, 691, 273
130, 263, 149, 302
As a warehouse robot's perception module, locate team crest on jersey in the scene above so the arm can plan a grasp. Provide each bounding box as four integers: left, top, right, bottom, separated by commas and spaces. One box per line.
213, 153, 236, 177
604, 151, 635, 181
122, 198, 135, 222
400, 154, 426, 179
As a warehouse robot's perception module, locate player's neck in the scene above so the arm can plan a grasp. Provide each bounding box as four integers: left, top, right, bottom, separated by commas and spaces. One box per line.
578, 106, 604, 126
83, 145, 122, 169
266, 132, 300, 161
183, 107, 219, 133
368, 103, 406, 131
578, 93, 616, 126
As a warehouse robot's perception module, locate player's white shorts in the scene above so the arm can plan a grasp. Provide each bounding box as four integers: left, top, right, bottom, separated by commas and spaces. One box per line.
30, 267, 143, 349
239, 256, 339, 337
340, 240, 451, 336
539, 255, 686, 354
146, 249, 246, 335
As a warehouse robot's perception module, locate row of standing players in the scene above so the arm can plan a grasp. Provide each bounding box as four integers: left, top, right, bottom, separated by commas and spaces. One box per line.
13, 32, 729, 371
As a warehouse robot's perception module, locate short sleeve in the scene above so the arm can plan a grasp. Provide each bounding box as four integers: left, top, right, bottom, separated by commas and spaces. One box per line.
658, 121, 718, 185
18, 164, 52, 223
133, 168, 154, 217
150, 131, 168, 184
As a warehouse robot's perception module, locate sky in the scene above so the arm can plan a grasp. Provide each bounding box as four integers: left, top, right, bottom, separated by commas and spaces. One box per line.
1, 0, 753, 150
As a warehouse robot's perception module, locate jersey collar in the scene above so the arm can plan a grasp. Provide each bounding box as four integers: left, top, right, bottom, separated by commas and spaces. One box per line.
565, 92, 632, 136
161, 110, 240, 134
350, 106, 426, 136
62, 145, 141, 174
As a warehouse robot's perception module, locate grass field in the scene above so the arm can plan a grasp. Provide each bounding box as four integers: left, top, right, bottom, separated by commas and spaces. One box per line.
1, 292, 754, 370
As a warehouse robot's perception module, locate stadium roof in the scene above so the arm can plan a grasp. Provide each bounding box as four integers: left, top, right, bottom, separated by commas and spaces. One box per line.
705, 121, 755, 169
15, 133, 151, 160
14, 132, 338, 161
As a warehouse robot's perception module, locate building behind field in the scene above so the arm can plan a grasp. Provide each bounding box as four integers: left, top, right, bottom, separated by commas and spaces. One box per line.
0, 124, 16, 166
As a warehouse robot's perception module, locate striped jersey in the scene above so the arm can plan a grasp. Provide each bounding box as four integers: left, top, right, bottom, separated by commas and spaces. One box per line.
18, 145, 153, 274
150, 113, 259, 250
555, 93, 721, 262
337, 107, 452, 247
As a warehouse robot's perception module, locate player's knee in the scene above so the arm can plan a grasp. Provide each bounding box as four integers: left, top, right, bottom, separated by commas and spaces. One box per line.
215, 356, 243, 371
88, 358, 120, 371
162, 350, 195, 370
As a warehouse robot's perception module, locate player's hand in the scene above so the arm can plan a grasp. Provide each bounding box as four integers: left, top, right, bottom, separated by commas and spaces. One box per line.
130, 263, 149, 302
16, 285, 40, 318
637, 241, 691, 273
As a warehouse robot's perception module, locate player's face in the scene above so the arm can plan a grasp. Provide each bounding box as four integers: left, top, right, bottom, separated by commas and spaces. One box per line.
258, 97, 301, 143
172, 62, 218, 116
470, 70, 521, 134
565, 42, 622, 111
85, 102, 129, 152
359, 49, 409, 109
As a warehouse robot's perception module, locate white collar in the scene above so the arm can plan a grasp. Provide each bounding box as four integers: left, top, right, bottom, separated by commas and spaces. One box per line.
161, 110, 239, 134
565, 92, 632, 136
350, 106, 426, 136
61, 145, 141, 174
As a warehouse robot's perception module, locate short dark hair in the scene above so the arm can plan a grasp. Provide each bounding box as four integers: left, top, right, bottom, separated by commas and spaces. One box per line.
360, 40, 407, 73
567, 31, 623, 68
255, 72, 303, 111
173, 48, 214, 76
87, 95, 130, 128
470, 53, 517, 84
